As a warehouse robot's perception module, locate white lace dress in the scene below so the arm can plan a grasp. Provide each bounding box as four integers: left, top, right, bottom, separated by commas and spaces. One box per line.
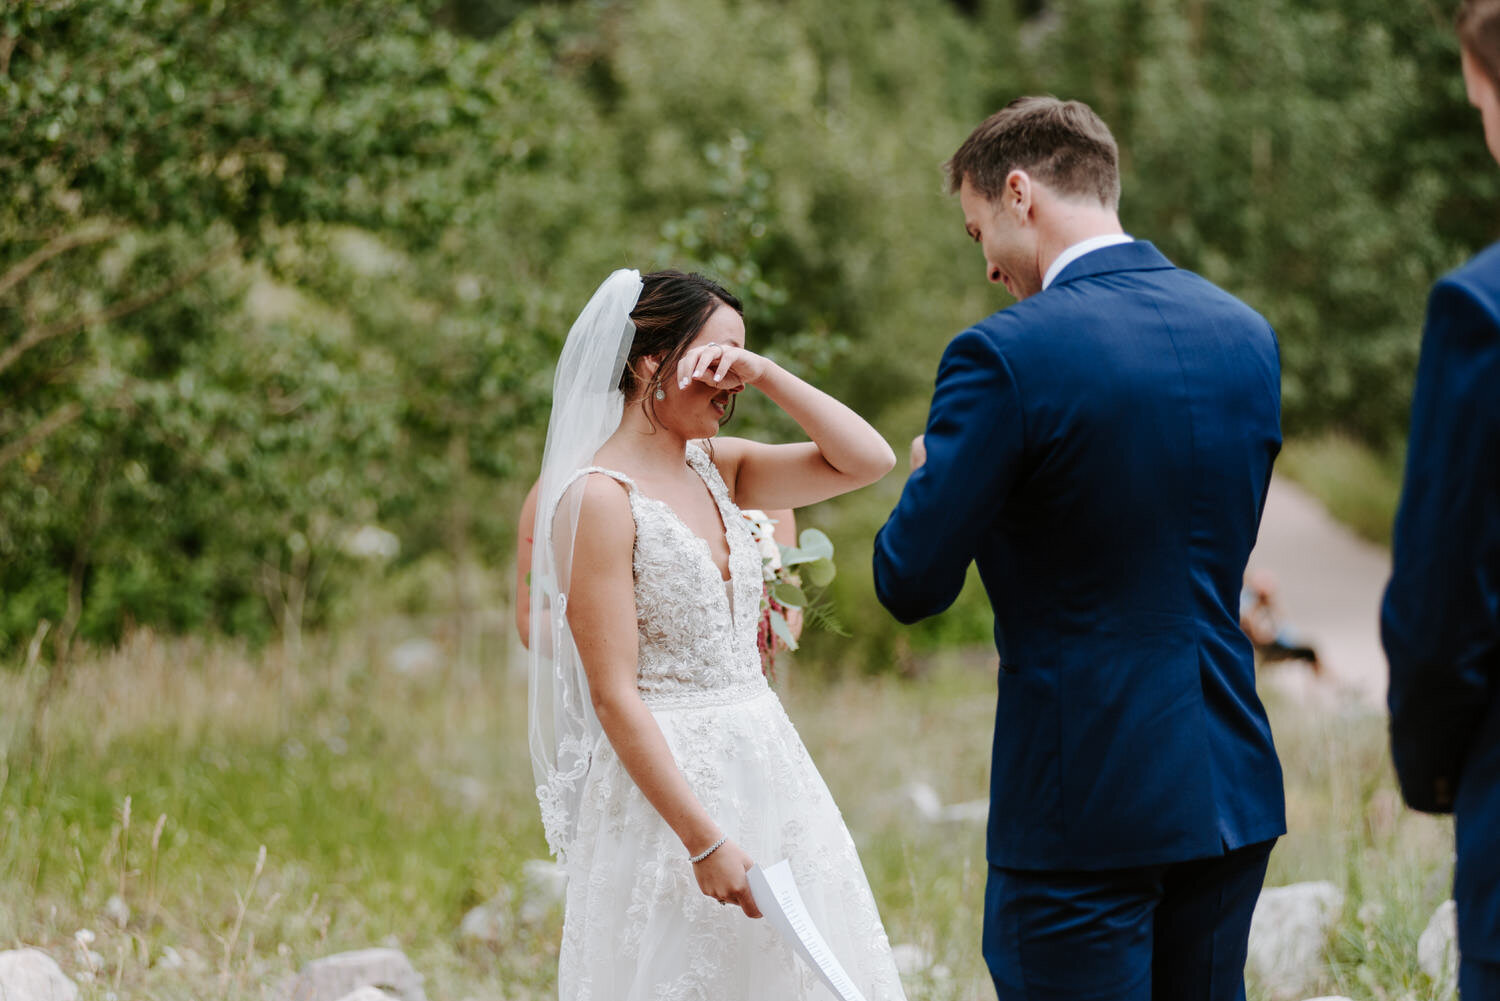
555, 444, 908, 1001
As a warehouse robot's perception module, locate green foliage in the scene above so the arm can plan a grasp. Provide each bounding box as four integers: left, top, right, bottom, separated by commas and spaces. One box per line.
3, 0, 1496, 664
1, 0, 588, 656
1028, 0, 1497, 444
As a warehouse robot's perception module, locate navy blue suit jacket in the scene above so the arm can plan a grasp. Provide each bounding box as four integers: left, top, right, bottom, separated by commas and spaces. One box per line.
874, 241, 1287, 871
1382, 243, 1500, 963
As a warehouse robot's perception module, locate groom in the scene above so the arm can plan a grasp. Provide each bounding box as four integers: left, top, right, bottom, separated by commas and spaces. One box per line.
874, 97, 1286, 1000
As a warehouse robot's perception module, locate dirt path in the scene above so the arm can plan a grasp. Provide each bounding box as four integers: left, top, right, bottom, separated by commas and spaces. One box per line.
1246, 476, 1392, 709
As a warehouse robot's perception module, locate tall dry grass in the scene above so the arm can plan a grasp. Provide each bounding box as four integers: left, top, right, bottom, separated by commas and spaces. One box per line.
0, 621, 1457, 1000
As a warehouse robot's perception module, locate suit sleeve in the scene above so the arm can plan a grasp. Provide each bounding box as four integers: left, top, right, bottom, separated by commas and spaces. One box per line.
1381, 279, 1500, 813
873, 327, 1025, 624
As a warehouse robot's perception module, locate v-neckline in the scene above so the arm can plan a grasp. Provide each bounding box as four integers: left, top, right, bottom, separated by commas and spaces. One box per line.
619, 453, 736, 585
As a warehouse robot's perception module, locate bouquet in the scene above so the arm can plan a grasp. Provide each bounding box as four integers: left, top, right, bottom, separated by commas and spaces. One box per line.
740, 509, 845, 679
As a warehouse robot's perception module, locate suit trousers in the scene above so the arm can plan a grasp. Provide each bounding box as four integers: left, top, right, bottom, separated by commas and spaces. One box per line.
1462, 957, 1500, 999
983, 839, 1276, 1001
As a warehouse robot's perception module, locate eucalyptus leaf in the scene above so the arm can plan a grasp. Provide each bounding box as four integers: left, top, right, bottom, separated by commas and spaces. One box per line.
796, 528, 834, 561
772, 580, 808, 608
804, 557, 836, 587
768, 610, 798, 651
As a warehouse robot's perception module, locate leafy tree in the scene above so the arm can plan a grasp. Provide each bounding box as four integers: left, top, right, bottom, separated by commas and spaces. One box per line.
0, 0, 524, 657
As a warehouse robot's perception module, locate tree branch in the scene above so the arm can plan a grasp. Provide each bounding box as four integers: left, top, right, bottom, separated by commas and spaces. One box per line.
0, 37, 14, 79
0, 401, 83, 470
0, 377, 142, 471
0, 220, 121, 300
0, 239, 241, 378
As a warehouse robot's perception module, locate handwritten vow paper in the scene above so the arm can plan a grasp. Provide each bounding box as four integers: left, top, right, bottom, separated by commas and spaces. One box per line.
747, 860, 870, 1001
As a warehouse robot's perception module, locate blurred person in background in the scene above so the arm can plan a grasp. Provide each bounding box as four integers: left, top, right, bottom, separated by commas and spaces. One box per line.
1382, 2, 1500, 995
1239, 570, 1320, 671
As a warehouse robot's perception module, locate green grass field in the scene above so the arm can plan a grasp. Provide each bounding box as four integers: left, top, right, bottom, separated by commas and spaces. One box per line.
0, 619, 1455, 1000
1277, 435, 1406, 547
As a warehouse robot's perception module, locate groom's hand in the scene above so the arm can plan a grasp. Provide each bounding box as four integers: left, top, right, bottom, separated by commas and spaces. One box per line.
909, 434, 927, 471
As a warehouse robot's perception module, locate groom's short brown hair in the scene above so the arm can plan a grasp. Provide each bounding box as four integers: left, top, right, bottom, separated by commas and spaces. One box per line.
946, 96, 1121, 209
1459, 0, 1500, 84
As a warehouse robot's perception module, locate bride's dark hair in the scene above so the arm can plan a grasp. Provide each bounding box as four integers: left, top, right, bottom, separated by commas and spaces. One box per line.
622, 270, 745, 428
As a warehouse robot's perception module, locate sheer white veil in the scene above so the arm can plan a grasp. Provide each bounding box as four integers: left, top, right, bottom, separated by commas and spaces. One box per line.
528, 268, 643, 862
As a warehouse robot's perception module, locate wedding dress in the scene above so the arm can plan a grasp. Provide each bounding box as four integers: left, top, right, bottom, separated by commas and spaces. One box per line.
554, 442, 908, 1001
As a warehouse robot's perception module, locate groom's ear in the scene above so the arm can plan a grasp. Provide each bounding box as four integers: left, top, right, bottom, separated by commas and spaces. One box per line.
1006, 169, 1033, 220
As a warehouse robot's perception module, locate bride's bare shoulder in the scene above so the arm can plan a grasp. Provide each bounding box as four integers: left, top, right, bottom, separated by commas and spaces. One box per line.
559, 471, 633, 527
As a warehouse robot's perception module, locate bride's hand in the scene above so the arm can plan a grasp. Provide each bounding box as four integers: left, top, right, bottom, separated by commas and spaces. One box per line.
691, 839, 763, 918
677, 343, 773, 393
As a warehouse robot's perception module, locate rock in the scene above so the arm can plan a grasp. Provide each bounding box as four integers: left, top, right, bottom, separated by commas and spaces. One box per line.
435, 773, 487, 812
458, 887, 513, 946
342, 526, 400, 562
891, 943, 932, 978
519, 860, 568, 924
939, 798, 989, 823
283, 948, 426, 1001
1418, 899, 1458, 987
0, 949, 80, 1001
387, 639, 441, 677
105, 894, 131, 928
1246, 881, 1344, 999
901, 782, 943, 822
333, 990, 398, 1001
888, 943, 953, 988
461, 864, 567, 942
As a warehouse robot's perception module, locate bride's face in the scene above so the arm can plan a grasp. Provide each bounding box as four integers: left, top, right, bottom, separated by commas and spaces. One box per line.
657, 304, 746, 439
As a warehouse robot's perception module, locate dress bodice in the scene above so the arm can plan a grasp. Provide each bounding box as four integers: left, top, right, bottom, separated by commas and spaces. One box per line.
566, 443, 769, 709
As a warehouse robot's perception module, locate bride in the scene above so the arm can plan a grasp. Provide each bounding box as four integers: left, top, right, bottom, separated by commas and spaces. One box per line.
528, 268, 909, 1000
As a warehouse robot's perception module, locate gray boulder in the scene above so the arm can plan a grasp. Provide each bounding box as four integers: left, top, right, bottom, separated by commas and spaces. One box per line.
283, 948, 425, 1001
519, 860, 567, 924
333, 990, 398, 1001
890, 943, 953, 989
1418, 899, 1458, 987
387, 639, 441, 678
0, 949, 79, 1001
458, 886, 513, 946
900, 782, 943, 822
939, 798, 989, 823
1246, 881, 1344, 999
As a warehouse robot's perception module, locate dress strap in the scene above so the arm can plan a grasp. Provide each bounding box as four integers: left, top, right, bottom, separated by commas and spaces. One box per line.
684, 441, 734, 509
557, 465, 638, 497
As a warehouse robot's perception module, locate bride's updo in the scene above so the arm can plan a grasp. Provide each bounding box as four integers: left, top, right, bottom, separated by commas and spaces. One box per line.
621, 270, 743, 424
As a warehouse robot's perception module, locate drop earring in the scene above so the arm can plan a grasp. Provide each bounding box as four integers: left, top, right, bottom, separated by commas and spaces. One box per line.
654, 387, 666, 401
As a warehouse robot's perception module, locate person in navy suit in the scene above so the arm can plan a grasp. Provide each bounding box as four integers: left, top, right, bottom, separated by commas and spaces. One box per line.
1382, 3, 1500, 996
873, 97, 1286, 1000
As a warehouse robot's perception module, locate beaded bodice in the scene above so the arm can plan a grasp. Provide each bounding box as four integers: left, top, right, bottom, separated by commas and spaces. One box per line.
566, 443, 768, 709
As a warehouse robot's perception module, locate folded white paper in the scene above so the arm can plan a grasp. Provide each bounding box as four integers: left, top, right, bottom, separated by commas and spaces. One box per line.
747, 860, 870, 1001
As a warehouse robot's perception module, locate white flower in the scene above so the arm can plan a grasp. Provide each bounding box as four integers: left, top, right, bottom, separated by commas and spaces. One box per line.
740, 509, 782, 572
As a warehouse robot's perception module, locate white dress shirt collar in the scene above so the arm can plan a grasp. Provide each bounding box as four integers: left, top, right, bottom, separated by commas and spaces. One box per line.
1042, 234, 1135, 291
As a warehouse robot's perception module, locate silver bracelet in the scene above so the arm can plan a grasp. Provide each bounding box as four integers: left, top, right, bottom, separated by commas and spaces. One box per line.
689, 835, 727, 865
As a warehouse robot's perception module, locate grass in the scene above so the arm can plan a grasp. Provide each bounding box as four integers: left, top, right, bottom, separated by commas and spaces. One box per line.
0, 614, 1457, 1000
1278, 434, 1406, 547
